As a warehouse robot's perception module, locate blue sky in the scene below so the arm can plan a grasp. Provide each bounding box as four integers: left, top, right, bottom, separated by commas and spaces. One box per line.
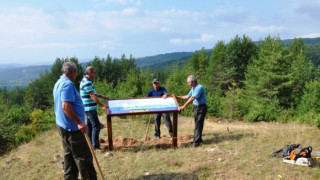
0, 0, 319, 65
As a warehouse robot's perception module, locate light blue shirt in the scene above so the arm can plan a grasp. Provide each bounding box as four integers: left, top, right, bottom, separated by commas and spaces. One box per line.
53, 76, 85, 131
187, 83, 207, 105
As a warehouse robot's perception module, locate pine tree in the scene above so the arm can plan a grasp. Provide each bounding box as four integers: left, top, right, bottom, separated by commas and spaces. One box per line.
286, 38, 315, 108
225, 35, 257, 88
243, 36, 287, 121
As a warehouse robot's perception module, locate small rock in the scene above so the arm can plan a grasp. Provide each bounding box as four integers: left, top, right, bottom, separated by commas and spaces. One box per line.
53, 154, 62, 162
3, 159, 11, 167
144, 172, 150, 176
218, 158, 222, 162
104, 152, 114, 157
207, 147, 216, 152
5, 160, 11, 165
56, 160, 64, 169
207, 146, 220, 152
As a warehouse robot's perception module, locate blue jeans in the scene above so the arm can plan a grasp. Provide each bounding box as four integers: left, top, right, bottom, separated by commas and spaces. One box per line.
86, 110, 101, 149
154, 113, 173, 137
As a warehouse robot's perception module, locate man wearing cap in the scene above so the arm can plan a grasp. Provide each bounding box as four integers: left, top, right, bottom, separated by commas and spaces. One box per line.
173, 75, 207, 147
146, 79, 173, 139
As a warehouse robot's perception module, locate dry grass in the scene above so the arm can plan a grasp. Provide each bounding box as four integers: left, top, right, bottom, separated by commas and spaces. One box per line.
1, 116, 320, 180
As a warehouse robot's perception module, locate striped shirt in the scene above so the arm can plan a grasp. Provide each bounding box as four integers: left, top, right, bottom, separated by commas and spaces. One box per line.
80, 76, 97, 111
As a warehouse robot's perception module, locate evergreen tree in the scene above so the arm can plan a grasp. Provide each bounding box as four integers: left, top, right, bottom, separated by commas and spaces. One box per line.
88, 56, 105, 81
198, 47, 208, 79
243, 36, 287, 121
206, 41, 227, 92
189, 51, 199, 73
286, 38, 315, 108
104, 54, 113, 83
224, 35, 257, 88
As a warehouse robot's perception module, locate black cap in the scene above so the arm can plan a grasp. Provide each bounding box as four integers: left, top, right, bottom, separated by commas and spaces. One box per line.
152, 79, 159, 83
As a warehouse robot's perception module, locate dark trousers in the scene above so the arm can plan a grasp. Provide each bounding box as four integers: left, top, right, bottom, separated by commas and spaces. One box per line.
86, 110, 101, 149
193, 105, 207, 144
57, 125, 97, 180
154, 113, 173, 137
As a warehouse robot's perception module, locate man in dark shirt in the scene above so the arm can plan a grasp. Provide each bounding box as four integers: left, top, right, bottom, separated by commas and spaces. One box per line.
146, 79, 173, 139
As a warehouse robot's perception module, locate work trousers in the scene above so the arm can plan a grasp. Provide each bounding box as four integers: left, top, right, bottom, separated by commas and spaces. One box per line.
193, 104, 207, 144
154, 113, 173, 137
57, 125, 97, 180
86, 110, 101, 149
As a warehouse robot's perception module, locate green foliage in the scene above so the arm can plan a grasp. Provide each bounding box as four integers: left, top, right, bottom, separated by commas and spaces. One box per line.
206, 91, 222, 116
224, 35, 258, 88
244, 96, 283, 122
205, 41, 227, 92
15, 109, 55, 144
306, 43, 320, 66
243, 36, 287, 121
296, 79, 320, 125
219, 83, 242, 118
0, 105, 31, 152
285, 38, 315, 108
315, 116, 320, 128
165, 65, 193, 116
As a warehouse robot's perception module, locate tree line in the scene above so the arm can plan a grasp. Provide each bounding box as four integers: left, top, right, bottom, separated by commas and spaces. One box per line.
1, 35, 320, 155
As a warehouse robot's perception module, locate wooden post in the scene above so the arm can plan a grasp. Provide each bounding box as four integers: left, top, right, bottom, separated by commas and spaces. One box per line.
172, 112, 178, 147
107, 115, 113, 151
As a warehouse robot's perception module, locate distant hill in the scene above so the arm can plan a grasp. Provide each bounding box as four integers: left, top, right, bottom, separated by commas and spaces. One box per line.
135, 52, 194, 70
0, 65, 52, 89
281, 37, 320, 46
1, 37, 320, 89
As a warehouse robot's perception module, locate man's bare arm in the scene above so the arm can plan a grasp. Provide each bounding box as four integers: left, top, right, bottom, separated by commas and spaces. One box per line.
62, 101, 87, 132
88, 92, 108, 113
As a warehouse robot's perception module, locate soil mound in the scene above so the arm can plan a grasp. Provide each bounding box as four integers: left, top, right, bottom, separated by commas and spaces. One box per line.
99, 134, 193, 150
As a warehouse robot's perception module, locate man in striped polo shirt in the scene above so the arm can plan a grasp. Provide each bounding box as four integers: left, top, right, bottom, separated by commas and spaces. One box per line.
80, 66, 108, 152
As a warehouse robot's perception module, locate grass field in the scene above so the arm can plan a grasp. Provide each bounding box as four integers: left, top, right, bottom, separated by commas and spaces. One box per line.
1, 115, 320, 180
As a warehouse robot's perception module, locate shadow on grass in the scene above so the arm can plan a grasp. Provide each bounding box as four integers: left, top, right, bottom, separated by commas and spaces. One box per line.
202, 132, 254, 145
128, 172, 199, 180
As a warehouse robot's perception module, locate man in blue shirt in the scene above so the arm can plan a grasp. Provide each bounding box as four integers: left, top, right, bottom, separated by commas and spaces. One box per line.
173, 75, 207, 147
146, 79, 173, 139
53, 62, 97, 180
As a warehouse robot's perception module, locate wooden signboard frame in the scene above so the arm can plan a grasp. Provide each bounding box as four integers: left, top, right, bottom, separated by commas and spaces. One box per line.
105, 96, 179, 151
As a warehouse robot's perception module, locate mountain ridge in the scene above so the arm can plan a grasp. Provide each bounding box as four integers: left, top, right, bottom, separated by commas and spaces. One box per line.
1, 37, 320, 89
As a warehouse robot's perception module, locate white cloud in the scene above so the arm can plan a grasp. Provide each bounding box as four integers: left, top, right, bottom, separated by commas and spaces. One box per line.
121, 7, 139, 15
170, 34, 215, 46
298, 33, 320, 38
248, 25, 285, 33
101, 0, 141, 6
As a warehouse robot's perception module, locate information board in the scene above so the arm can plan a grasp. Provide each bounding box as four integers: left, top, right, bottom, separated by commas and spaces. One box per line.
108, 97, 178, 115
105, 96, 180, 150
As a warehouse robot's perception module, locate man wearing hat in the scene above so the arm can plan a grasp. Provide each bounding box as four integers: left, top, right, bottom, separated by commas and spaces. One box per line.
146, 79, 173, 139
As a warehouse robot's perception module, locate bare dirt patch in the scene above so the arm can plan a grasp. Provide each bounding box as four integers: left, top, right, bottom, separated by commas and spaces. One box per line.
100, 134, 194, 150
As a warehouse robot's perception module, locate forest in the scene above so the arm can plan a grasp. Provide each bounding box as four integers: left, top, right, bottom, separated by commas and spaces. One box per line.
1, 35, 320, 155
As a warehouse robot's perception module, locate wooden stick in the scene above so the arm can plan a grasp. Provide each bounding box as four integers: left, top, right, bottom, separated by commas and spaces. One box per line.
144, 114, 152, 142
84, 133, 105, 180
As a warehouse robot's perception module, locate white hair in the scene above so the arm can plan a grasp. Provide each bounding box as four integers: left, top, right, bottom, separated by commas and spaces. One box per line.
187, 75, 197, 82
